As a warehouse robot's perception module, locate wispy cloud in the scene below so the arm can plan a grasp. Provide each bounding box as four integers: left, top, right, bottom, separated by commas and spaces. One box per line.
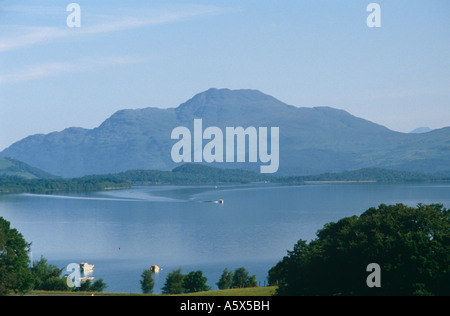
0, 26, 67, 52
0, 5, 226, 52
0, 4, 229, 84
0, 56, 148, 84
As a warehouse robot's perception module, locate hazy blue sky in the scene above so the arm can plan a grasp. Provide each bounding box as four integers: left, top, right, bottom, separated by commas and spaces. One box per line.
1, 0, 449, 150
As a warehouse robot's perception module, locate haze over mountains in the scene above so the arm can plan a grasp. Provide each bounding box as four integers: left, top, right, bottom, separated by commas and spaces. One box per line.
1, 88, 449, 178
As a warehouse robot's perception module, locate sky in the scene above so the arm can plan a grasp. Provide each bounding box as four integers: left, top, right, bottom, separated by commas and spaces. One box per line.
0, 0, 449, 151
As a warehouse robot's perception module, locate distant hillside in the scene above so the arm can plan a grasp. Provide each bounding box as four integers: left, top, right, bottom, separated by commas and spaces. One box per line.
278, 168, 450, 184
1, 163, 449, 194
0, 157, 55, 179
0, 177, 131, 194
410, 127, 432, 134
102, 163, 273, 185
2, 88, 450, 177
90, 164, 450, 186
0, 164, 267, 194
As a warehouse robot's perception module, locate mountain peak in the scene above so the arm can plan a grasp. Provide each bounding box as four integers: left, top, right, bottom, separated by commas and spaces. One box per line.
409, 127, 432, 134
175, 88, 291, 123
178, 88, 284, 108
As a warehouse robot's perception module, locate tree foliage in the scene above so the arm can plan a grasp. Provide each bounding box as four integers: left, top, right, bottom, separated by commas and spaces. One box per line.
183, 270, 211, 293
0, 217, 33, 295
232, 267, 257, 288
269, 203, 450, 296
277, 168, 449, 184
110, 164, 272, 185
79, 278, 107, 292
0, 176, 130, 194
216, 268, 234, 290
217, 267, 257, 289
162, 268, 185, 294
162, 268, 212, 294
140, 269, 155, 294
30, 257, 69, 291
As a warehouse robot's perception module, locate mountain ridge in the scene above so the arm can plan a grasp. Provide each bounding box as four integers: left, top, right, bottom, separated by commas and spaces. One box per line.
0, 157, 56, 179
1, 88, 449, 178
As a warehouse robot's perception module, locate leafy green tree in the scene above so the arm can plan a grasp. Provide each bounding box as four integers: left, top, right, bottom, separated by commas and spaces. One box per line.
140, 269, 155, 294
91, 279, 108, 292
183, 270, 211, 293
79, 278, 107, 292
0, 217, 33, 295
30, 256, 69, 291
42, 276, 70, 291
246, 274, 258, 288
232, 267, 257, 288
270, 203, 450, 296
162, 268, 185, 294
217, 268, 234, 289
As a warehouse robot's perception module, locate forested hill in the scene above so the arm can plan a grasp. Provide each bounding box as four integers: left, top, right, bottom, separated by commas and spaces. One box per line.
0, 157, 132, 194
278, 168, 450, 184
1, 164, 449, 195
104, 165, 450, 185
0, 164, 270, 194
97, 163, 274, 185
0, 176, 131, 194
0, 157, 55, 179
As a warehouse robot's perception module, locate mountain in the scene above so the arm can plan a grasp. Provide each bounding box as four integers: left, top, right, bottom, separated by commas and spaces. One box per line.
409, 127, 433, 134
0, 157, 56, 179
1, 88, 450, 177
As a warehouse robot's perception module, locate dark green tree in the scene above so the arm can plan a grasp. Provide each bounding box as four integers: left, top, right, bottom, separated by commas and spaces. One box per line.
79, 278, 107, 292
91, 279, 108, 292
217, 268, 234, 289
232, 267, 257, 288
270, 203, 450, 296
30, 256, 69, 291
42, 276, 70, 291
140, 269, 155, 294
246, 274, 258, 288
183, 270, 210, 293
162, 268, 185, 294
0, 217, 33, 295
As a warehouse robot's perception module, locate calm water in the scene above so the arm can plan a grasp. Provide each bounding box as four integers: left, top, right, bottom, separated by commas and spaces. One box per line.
0, 182, 449, 293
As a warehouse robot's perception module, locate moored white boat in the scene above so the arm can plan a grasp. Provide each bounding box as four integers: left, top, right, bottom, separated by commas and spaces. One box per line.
80, 262, 94, 273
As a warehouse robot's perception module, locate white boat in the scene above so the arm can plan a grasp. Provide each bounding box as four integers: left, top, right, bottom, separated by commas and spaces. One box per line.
80, 276, 95, 282
80, 262, 94, 273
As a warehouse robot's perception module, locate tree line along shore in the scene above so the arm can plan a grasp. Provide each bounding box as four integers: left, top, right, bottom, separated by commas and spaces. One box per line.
1, 164, 449, 195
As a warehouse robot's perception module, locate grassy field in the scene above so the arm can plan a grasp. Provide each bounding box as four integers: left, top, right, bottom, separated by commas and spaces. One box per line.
176, 286, 277, 296
27, 286, 278, 296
